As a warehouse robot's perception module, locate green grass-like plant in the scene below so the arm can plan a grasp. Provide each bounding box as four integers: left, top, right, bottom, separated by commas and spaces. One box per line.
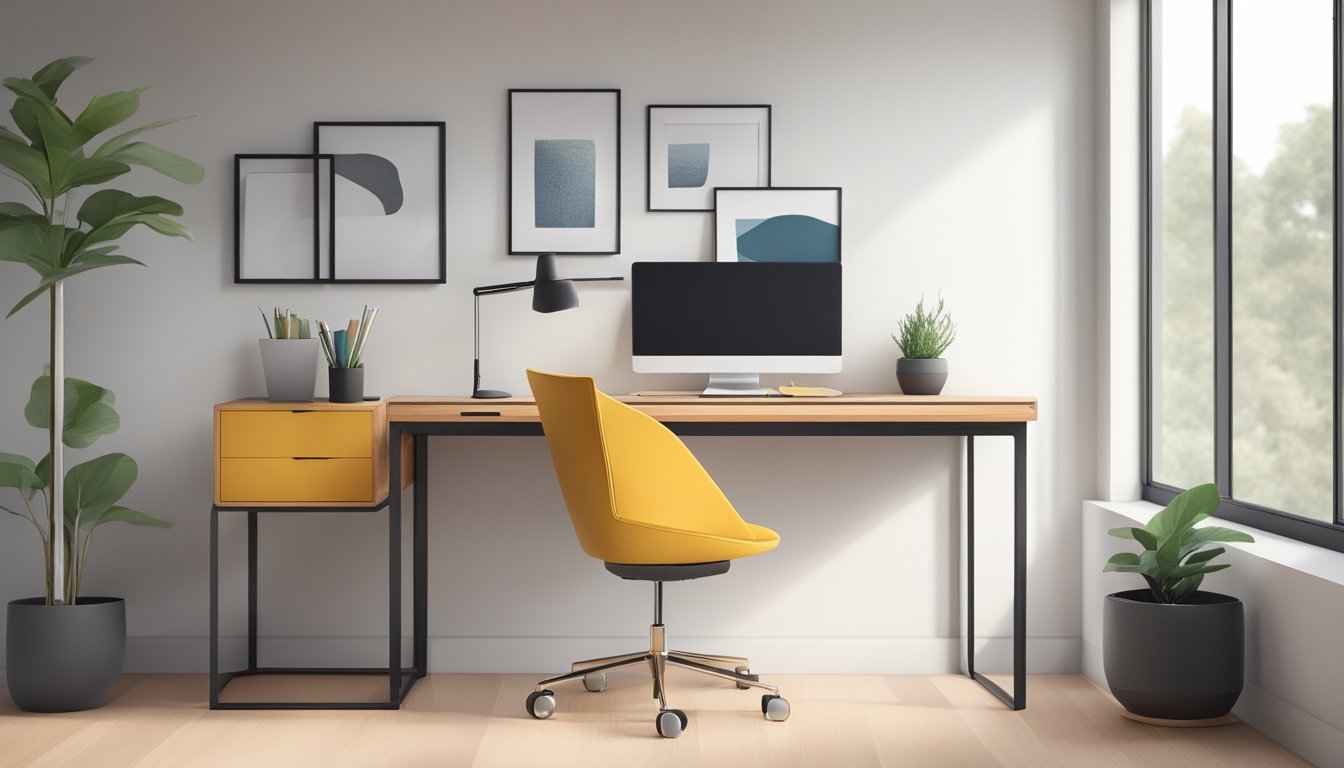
893, 295, 957, 359
1104, 483, 1254, 604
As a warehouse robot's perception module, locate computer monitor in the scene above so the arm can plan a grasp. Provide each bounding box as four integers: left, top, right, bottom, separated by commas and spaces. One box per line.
632, 262, 842, 396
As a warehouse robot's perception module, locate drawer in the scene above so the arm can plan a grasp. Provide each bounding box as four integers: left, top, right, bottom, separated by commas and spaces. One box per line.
219, 458, 373, 503
220, 411, 372, 458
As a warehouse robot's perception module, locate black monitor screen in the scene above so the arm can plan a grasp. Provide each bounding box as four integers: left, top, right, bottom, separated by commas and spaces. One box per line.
632, 262, 842, 356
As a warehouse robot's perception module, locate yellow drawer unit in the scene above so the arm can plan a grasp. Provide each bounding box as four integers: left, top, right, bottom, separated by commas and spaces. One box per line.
214, 399, 397, 507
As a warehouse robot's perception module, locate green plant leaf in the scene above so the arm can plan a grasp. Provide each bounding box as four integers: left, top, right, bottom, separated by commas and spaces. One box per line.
34, 453, 50, 492
92, 116, 191, 158
1183, 546, 1226, 566
103, 141, 203, 184
44, 147, 131, 196
72, 87, 146, 142
24, 374, 120, 449
1107, 526, 1138, 539
77, 189, 183, 229
0, 138, 53, 197
63, 453, 137, 531
1168, 573, 1204, 603
6, 252, 146, 317
1103, 552, 1144, 573
88, 504, 172, 530
0, 201, 44, 219
0, 452, 41, 501
1146, 483, 1220, 540
0, 220, 63, 273
13, 97, 81, 151
31, 56, 94, 99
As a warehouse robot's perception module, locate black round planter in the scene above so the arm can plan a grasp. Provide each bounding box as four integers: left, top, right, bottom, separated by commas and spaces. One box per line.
6, 597, 126, 712
896, 358, 948, 395
1103, 589, 1243, 720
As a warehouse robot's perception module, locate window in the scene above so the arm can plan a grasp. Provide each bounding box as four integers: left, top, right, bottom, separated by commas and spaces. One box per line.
1144, 0, 1344, 551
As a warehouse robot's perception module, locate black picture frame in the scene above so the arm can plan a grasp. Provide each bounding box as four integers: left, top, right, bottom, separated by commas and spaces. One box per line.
712, 186, 843, 263
314, 121, 447, 284
646, 104, 772, 213
234, 153, 334, 284
508, 89, 621, 255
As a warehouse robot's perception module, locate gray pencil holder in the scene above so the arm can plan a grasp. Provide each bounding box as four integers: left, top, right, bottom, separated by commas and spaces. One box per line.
259, 338, 319, 402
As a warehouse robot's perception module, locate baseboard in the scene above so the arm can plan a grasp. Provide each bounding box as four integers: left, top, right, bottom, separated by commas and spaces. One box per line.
0, 635, 1082, 676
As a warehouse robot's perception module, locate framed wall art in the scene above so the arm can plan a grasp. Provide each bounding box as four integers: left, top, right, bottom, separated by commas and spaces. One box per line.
713, 187, 842, 263
314, 121, 446, 282
235, 153, 333, 283
647, 105, 770, 212
509, 89, 621, 255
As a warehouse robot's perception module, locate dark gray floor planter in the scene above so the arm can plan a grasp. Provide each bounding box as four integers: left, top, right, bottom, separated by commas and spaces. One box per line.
896, 357, 948, 395
6, 597, 126, 712
1103, 589, 1243, 720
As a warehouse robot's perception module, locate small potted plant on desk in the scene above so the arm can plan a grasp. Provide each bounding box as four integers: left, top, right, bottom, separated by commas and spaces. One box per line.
0, 56, 198, 711
1102, 483, 1254, 722
893, 295, 956, 395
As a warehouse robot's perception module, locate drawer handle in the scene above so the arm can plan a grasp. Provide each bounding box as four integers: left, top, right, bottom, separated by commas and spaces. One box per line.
292, 457, 332, 461
461, 411, 501, 417
290, 409, 317, 414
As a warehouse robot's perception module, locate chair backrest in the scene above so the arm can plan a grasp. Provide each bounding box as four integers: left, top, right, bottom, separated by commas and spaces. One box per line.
527, 369, 753, 563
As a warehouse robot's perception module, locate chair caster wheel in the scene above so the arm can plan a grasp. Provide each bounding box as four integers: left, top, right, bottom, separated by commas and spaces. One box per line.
761, 694, 790, 722
735, 665, 755, 690
582, 672, 607, 692
526, 690, 556, 719
656, 708, 688, 738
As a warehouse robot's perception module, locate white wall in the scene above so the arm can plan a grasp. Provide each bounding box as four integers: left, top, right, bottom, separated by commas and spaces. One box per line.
0, 0, 1097, 674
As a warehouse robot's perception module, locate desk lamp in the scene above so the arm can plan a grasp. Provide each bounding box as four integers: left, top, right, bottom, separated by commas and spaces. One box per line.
472, 253, 623, 398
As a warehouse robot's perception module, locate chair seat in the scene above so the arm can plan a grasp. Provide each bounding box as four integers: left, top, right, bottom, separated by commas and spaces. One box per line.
604, 561, 730, 581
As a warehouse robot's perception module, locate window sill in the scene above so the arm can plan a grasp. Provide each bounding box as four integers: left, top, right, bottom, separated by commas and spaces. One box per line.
1088, 499, 1344, 588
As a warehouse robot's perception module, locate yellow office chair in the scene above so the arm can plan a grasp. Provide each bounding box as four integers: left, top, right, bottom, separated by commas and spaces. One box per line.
524, 369, 789, 738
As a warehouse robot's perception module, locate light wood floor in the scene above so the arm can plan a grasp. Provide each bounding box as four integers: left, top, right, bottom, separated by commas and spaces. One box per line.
0, 672, 1310, 767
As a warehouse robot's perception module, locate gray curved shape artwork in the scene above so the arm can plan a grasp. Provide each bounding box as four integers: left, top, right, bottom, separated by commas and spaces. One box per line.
535, 139, 596, 228
332, 154, 403, 215
668, 143, 710, 188
735, 214, 839, 262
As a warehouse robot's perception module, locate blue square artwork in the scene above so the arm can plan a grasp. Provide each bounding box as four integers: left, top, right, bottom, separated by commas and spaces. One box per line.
668, 143, 710, 188
535, 139, 596, 228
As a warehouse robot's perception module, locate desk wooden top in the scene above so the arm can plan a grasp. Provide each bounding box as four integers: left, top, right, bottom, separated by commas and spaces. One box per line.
386, 394, 1037, 424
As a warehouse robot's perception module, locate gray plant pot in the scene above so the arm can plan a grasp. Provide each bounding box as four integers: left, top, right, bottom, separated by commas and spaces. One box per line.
6, 597, 126, 712
1103, 589, 1244, 720
259, 338, 319, 402
896, 357, 948, 395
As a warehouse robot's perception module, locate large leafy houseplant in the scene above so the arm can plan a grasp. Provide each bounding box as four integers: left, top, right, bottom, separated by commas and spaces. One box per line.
0, 56, 202, 606
1103, 483, 1254, 603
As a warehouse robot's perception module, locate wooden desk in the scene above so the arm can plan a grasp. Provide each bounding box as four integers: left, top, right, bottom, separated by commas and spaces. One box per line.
386, 394, 1036, 711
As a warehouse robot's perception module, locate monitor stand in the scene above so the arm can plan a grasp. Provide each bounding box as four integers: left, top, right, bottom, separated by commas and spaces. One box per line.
701, 373, 776, 397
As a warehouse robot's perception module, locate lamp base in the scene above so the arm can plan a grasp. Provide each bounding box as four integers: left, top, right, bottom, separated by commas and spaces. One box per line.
472, 389, 512, 399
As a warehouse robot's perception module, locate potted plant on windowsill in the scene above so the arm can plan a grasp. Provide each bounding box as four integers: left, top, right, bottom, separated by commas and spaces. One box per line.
892, 295, 956, 395
0, 56, 202, 711
1102, 483, 1254, 721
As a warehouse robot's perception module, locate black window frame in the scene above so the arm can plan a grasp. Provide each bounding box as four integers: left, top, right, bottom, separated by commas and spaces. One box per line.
1141, 0, 1344, 553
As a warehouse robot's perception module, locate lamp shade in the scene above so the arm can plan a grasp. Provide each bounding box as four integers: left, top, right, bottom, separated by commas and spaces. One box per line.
531, 254, 579, 313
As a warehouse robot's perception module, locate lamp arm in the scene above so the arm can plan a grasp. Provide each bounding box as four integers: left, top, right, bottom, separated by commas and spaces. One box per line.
473, 280, 535, 297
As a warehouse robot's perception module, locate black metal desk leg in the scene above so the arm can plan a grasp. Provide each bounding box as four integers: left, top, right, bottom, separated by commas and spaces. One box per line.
966, 437, 975, 680
413, 433, 429, 677
967, 426, 1027, 711
248, 510, 258, 672
1012, 423, 1027, 708
210, 506, 220, 708
389, 429, 403, 705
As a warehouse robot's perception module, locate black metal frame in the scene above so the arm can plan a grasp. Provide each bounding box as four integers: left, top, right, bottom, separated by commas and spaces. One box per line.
233, 153, 335, 284
710, 187, 843, 262
645, 104, 773, 212
507, 89, 622, 255
312, 121, 447, 283
208, 489, 428, 710
389, 419, 1027, 711
1141, 0, 1344, 552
